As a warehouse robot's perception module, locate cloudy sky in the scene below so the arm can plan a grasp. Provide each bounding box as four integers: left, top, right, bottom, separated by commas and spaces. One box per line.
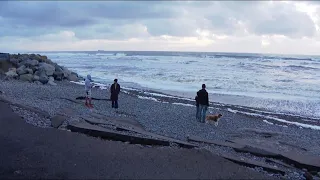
1, 1, 320, 55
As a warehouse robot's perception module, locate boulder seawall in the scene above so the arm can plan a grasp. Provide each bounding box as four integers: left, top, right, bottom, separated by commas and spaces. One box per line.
0, 52, 82, 85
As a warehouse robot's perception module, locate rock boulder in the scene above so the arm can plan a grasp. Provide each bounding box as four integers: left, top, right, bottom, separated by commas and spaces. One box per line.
16, 65, 27, 75
33, 75, 40, 81
25, 59, 39, 68
62, 67, 71, 78
34, 70, 41, 77
5, 68, 18, 78
19, 74, 33, 82
48, 76, 57, 86
39, 75, 49, 84
67, 73, 79, 81
38, 63, 55, 76
9, 58, 19, 67
34, 81, 42, 85
51, 115, 67, 128
25, 68, 33, 74
53, 71, 64, 81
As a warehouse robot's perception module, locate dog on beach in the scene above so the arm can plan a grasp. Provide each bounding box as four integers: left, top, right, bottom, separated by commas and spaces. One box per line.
205, 114, 223, 126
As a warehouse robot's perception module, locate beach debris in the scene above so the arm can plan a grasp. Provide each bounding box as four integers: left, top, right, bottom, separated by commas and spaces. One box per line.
68, 121, 196, 148
51, 115, 67, 128
220, 153, 286, 175
229, 138, 320, 172
266, 159, 295, 169
187, 135, 244, 149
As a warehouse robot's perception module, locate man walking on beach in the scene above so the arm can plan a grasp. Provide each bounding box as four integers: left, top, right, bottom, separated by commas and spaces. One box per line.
85, 74, 94, 108
110, 79, 120, 109
196, 84, 209, 123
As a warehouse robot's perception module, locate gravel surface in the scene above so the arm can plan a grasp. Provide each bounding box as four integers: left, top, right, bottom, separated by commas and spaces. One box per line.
1, 79, 320, 179
0, 101, 273, 180
10, 105, 51, 128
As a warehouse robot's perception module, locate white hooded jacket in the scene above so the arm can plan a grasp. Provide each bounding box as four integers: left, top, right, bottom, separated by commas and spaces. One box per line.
85, 74, 93, 91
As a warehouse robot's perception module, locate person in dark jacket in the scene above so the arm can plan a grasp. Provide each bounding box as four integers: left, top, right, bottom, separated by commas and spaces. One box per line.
195, 95, 200, 120
196, 84, 209, 123
110, 79, 121, 109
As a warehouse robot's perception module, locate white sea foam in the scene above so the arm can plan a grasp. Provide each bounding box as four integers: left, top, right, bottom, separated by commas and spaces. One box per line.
263, 120, 274, 125
122, 87, 139, 91
227, 108, 238, 114
70, 81, 85, 85
137, 95, 159, 102
122, 90, 129, 94
228, 108, 320, 130
172, 102, 195, 107
37, 51, 320, 119
70, 81, 108, 90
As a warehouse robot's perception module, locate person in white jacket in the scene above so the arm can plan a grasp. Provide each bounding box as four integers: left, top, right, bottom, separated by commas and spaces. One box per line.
85, 74, 94, 107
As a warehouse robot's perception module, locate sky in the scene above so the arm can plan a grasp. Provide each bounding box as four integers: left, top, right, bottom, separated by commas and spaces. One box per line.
1, 1, 320, 55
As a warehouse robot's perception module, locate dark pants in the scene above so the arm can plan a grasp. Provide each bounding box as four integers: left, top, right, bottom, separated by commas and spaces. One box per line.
198, 104, 208, 123
112, 100, 118, 108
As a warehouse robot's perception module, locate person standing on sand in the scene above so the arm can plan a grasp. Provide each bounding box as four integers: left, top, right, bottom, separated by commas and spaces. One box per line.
110, 79, 121, 109
85, 74, 94, 108
196, 84, 209, 123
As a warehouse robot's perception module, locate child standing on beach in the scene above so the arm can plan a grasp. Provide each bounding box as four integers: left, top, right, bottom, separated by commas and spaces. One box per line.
85, 74, 94, 108
110, 79, 120, 109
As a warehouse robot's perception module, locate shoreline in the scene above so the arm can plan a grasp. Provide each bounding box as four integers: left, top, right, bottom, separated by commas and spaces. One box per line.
72, 76, 320, 120
76, 80, 320, 130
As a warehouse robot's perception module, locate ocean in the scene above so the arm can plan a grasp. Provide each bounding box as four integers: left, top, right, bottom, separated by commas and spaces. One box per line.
24, 51, 320, 119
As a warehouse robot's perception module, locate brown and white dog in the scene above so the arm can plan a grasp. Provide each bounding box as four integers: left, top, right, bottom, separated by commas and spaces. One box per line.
205, 114, 223, 126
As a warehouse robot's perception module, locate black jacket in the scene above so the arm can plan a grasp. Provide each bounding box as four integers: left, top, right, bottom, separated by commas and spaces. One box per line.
196, 89, 209, 106
195, 96, 199, 107
110, 83, 120, 101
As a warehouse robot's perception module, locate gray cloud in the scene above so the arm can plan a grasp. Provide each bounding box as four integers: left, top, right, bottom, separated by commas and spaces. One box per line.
0, 1, 176, 27
0, 1, 317, 40
245, 3, 316, 38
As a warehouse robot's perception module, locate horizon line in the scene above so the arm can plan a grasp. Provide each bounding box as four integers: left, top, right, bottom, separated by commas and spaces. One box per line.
4, 50, 320, 57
